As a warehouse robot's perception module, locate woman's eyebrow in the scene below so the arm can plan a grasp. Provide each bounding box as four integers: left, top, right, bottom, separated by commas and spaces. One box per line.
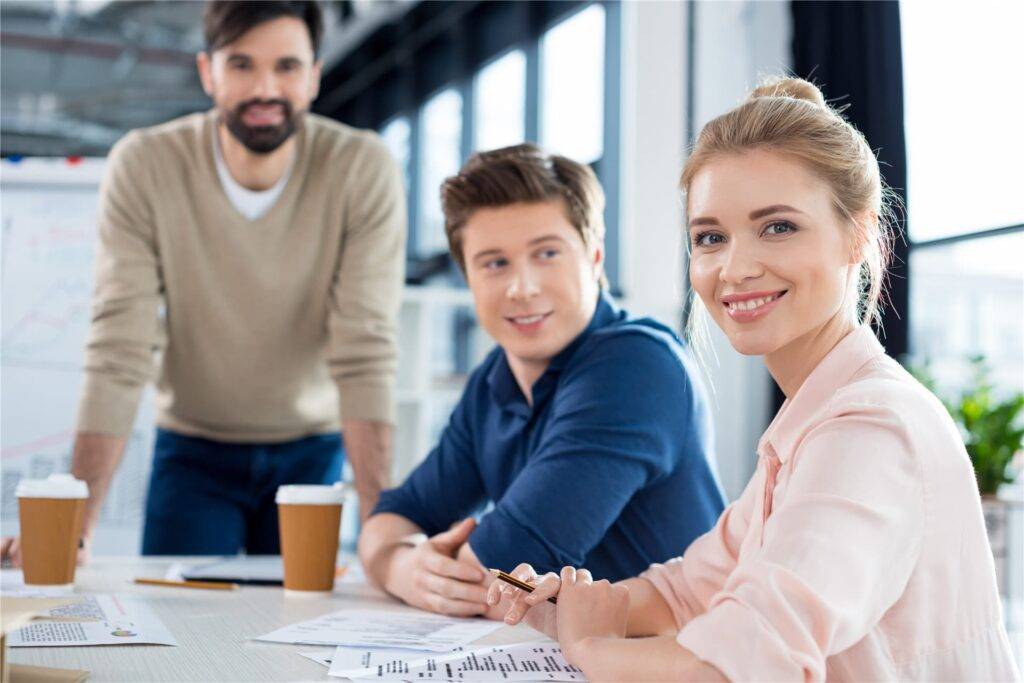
749, 204, 804, 220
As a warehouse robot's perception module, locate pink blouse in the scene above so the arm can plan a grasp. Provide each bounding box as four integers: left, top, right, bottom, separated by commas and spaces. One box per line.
642, 326, 1018, 681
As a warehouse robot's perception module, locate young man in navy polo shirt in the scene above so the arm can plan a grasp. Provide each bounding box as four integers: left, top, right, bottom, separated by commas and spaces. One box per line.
359, 144, 724, 617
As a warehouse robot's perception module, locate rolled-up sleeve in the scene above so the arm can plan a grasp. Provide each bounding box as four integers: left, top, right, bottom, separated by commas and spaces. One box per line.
676, 402, 925, 682
328, 134, 407, 425
76, 131, 164, 435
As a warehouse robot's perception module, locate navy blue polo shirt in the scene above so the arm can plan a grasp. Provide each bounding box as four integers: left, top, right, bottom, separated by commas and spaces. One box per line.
374, 292, 725, 581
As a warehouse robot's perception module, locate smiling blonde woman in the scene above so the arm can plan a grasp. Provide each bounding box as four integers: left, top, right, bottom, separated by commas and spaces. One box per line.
490, 77, 1019, 682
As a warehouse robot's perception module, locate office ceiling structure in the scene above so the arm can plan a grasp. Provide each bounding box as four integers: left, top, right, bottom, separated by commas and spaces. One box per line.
0, 0, 416, 156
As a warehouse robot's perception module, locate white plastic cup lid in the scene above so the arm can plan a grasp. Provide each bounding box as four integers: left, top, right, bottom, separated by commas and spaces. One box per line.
275, 483, 349, 505
16, 473, 89, 499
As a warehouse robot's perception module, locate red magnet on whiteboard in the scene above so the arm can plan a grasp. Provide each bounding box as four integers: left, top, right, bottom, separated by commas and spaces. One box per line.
66, 156, 83, 165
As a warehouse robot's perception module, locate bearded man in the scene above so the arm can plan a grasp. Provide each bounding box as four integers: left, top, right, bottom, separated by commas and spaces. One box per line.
1, 1, 406, 563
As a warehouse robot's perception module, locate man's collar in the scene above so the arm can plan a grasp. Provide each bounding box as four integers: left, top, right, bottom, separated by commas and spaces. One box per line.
487, 291, 622, 414
547, 291, 621, 373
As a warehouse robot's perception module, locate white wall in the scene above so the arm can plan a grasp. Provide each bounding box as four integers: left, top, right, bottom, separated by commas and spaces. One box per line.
620, 0, 791, 500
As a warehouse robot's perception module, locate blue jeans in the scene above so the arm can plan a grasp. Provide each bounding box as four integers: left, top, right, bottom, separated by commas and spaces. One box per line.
141, 428, 344, 555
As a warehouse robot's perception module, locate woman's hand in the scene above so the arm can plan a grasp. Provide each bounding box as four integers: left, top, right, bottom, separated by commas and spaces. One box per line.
554, 566, 630, 665
487, 563, 561, 639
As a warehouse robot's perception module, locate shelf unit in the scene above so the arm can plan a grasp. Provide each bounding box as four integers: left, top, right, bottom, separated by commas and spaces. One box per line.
393, 285, 494, 480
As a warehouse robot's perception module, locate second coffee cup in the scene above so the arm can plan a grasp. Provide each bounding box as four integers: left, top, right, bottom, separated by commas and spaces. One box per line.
276, 483, 347, 594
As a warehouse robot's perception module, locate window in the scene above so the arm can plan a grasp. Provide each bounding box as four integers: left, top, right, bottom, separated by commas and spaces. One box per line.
909, 232, 1023, 394
902, 2, 1024, 242
473, 50, 526, 153
380, 116, 411, 186
417, 89, 462, 256
902, 1, 1024, 398
368, 2, 619, 285
540, 4, 605, 163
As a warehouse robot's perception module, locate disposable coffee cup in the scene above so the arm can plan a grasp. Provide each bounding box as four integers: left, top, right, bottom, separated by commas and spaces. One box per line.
276, 483, 347, 594
16, 474, 88, 587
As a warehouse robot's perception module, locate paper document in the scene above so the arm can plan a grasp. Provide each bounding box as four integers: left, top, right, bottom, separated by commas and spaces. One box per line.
299, 650, 335, 668
6, 594, 177, 647
328, 642, 585, 681
255, 608, 503, 651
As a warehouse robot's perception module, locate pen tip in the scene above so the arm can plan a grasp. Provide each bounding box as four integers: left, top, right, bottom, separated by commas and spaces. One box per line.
487, 568, 501, 575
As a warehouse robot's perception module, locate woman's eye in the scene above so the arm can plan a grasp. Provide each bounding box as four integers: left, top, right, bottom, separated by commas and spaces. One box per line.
484, 258, 508, 270
693, 232, 725, 247
763, 221, 796, 236
537, 248, 560, 260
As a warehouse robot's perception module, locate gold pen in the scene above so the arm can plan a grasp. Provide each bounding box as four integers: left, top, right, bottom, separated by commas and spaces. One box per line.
488, 568, 557, 604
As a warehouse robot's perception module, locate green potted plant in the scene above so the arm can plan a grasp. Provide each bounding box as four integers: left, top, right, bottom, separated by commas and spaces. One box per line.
910, 356, 1024, 593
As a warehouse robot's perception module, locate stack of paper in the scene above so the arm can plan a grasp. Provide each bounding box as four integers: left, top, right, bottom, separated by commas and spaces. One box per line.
259, 609, 584, 682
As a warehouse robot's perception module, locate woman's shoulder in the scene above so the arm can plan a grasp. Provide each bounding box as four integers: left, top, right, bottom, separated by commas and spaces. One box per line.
822, 354, 965, 466
829, 354, 947, 419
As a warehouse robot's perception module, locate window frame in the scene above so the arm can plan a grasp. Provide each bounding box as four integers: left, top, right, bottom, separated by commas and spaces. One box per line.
316, 0, 623, 294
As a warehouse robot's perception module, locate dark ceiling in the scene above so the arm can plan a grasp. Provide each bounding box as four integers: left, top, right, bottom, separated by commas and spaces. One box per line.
0, 0, 416, 156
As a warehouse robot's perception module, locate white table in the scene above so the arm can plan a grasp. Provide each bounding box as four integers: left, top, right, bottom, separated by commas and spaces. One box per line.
5, 557, 537, 682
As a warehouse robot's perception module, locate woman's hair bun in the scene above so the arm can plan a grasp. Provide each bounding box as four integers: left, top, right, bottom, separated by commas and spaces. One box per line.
748, 76, 827, 109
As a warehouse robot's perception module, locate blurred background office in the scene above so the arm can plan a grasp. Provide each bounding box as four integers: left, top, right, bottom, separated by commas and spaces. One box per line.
1, 0, 1021, 641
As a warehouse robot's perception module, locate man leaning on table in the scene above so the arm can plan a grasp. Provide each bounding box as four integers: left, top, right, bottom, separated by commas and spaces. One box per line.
1, 0, 405, 563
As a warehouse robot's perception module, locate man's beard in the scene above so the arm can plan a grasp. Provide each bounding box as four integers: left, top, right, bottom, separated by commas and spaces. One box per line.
221, 99, 300, 154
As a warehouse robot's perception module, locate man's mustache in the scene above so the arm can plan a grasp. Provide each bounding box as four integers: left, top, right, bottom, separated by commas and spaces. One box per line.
235, 99, 293, 123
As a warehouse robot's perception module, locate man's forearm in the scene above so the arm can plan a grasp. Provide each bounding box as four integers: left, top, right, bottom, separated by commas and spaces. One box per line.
70, 432, 128, 540
342, 419, 393, 519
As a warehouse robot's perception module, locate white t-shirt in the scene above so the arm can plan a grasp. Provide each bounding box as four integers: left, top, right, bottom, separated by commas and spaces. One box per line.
212, 128, 293, 221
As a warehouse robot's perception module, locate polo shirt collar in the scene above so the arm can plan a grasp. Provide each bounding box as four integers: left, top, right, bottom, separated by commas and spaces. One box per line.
487, 291, 622, 415
759, 325, 886, 463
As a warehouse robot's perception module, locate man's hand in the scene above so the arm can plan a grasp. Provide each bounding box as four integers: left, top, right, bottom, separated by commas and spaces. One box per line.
385, 518, 490, 616
0, 536, 21, 567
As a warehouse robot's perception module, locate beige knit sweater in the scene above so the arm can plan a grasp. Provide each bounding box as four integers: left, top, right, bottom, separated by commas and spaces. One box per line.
76, 110, 406, 442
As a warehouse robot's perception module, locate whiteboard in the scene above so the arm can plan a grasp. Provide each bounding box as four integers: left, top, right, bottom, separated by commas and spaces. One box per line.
1, 158, 156, 554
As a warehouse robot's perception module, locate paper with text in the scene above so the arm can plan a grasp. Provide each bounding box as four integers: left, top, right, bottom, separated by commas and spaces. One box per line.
6, 594, 177, 647
254, 609, 503, 651
328, 642, 586, 681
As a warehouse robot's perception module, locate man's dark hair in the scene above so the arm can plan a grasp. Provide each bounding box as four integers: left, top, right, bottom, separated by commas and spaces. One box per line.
203, 1, 324, 57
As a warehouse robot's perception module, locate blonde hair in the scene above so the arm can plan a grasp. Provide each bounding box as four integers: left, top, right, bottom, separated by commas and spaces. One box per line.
682, 76, 896, 329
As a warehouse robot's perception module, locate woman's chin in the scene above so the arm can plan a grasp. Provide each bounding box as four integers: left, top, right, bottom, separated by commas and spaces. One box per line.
726, 330, 779, 357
